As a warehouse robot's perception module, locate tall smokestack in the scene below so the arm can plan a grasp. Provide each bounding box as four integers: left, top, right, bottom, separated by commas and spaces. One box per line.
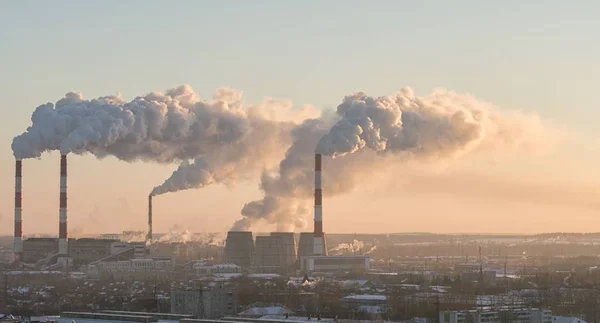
14, 160, 23, 262
313, 154, 325, 255
147, 194, 153, 250
58, 154, 68, 255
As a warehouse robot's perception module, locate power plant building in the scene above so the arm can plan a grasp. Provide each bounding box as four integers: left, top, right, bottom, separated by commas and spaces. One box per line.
301, 255, 370, 273
22, 238, 58, 264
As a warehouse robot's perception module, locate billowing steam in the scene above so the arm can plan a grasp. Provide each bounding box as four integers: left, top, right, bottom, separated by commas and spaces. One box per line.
329, 240, 377, 256
150, 95, 317, 196
11, 84, 318, 198
234, 87, 553, 230
13, 85, 251, 162
155, 225, 224, 246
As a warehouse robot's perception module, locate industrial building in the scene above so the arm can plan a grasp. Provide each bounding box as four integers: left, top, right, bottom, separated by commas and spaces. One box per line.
171, 285, 237, 319
225, 231, 254, 268
302, 255, 370, 273
22, 238, 58, 263
68, 238, 118, 266
22, 237, 121, 266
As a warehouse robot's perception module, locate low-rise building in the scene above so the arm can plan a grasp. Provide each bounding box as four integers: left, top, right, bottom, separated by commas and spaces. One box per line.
301, 255, 370, 273
171, 285, 237, 319
193, 262, 241, 277
92, 257, 174, 279
440, 308, 552, 323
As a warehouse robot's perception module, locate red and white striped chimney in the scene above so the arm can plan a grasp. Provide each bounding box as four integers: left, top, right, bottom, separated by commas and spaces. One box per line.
59, 155, 68, 255
313, 154, 325, 255
14, 160, 23, 262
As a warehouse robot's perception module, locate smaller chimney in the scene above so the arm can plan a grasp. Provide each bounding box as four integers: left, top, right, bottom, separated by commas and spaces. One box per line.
58, 155, 68, 255
147, 194, 153, 251
14, 160, 23, 262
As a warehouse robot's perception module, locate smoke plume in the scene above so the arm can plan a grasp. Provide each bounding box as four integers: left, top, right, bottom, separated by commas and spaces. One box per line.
12, 85, 252, 162
151, 90, 318, 196
234, 87, 553, 230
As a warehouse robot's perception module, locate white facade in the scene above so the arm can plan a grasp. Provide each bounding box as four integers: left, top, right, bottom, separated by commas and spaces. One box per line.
95, 258, 173, 273
193, 262, 241, 276
440, 308, 552, 323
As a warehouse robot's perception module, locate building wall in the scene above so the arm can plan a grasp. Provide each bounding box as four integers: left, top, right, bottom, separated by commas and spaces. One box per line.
303, 256, 370, 273
68, 238, 117, 265
171, 287, 237, 319
22, 238, 58, 263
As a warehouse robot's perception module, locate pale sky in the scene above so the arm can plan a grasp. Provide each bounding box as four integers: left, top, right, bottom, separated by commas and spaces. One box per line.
1, 0, 599, 236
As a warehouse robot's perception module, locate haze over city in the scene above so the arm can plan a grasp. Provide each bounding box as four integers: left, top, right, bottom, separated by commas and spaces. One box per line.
1, 0, 599, 236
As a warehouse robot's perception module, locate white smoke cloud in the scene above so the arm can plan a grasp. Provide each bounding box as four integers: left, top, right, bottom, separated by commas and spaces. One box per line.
329, 239, 377, 256
316, 87, 549, 158
154, 225, 224, 245
151, 92, 319, 196
233, 87, 556, 231
12, 85, 251, 162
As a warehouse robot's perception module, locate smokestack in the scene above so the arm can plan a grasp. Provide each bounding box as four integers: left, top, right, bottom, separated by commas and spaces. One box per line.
147, 194, 153, 250
14, 160, 23, 262
313, 154, 325, 255
58, 154, 68, 255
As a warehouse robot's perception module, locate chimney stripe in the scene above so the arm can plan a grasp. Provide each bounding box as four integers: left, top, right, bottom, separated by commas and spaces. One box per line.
313, 154, 325, 255
59, 155, 68, 255
14, 160, 23, 258
315, 154, 322, 171
59, 222, 67, 239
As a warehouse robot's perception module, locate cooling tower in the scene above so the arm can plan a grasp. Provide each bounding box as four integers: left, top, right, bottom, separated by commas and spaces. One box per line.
225, 231, 254, 268
297, 232, 314, 261
253, 235, 286, 272
270, 232, 297, 267
14, 160, 23, 262
58, 155, 68, 255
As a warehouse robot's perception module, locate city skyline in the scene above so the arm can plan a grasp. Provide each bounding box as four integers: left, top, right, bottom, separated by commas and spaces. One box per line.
1, 1, 600, 235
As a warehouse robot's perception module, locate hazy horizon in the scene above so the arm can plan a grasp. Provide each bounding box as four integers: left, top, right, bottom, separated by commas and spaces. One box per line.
1, 1, 599, 235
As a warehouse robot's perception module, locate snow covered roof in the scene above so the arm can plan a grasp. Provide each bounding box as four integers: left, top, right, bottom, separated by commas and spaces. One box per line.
239, 306, 294, 316
553, 316, 588, 323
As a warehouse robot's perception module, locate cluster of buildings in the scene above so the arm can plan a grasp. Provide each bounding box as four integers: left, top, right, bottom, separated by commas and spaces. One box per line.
440, 308, 553, 323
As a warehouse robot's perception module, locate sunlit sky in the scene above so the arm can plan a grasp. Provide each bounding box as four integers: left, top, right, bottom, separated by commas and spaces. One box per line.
1, 0, 599, 236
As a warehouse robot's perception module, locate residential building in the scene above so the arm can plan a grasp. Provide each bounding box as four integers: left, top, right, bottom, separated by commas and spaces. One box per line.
171, 285, 237, 319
